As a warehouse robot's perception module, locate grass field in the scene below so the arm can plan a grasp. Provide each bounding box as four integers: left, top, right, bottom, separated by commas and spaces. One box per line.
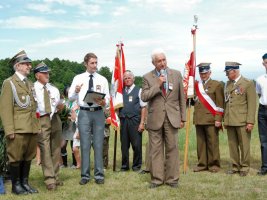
1, 110, 267, 200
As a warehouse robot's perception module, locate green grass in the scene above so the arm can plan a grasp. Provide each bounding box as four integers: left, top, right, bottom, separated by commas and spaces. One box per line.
1, 111, 267, 200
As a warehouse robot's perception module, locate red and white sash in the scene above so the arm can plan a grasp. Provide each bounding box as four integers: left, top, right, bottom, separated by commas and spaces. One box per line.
195, 81, 224, 116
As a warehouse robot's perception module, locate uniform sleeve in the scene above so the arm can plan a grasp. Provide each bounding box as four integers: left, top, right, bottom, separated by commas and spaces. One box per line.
0, 80, 15, 136
138, 89, 147, 107
103, 78, 110, 107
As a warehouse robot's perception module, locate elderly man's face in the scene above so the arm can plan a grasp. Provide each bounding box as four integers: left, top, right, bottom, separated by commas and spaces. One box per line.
16, 62, 32, 76
123, 72, 134, 87
225, 69, 238, 80
152, 53, 167, 72
199, 71, 211, 81
36, 72, 49, 85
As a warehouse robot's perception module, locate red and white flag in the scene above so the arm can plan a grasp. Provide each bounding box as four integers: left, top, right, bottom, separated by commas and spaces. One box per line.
109, 42, 126, 128
183, 28, 197, 99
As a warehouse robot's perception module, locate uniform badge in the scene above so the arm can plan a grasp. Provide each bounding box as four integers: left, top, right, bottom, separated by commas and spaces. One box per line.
169, 83, 173, 90
96, 85, 101, 92
22, 95, 25, 100
129, 96, 133, 102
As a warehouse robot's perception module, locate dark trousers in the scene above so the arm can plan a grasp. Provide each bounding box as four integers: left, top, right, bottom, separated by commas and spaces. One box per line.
258, 105, 267, 171
120, 117, 142, 171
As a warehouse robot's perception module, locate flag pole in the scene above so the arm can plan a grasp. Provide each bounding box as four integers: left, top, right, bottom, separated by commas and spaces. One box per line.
113, 129, 118, 171
183, 15, 198, 174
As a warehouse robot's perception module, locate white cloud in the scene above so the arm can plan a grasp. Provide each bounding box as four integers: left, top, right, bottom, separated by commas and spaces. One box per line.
226, 33, 267, 41
244, 2, 267, 9
129, 0, 202, 12
26, 3, 66, 14
28, 33, 101, 48
112, 6, 130, 16
0, 16, 100, 29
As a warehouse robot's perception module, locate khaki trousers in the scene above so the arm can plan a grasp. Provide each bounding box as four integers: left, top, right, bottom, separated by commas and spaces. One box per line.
38, 114, 62, 185
195, 125, 220, 170
148, 116, 179, 185
227, 126, 251, 172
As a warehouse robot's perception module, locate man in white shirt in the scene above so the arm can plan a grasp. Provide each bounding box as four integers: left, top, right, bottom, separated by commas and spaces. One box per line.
34, 62, 64, 190
119, 70, 147, 172
68, 53, 110, 185
256, 53, 267, 176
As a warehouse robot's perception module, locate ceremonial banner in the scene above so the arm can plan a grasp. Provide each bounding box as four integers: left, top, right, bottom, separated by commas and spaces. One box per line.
110, 42, 126, 128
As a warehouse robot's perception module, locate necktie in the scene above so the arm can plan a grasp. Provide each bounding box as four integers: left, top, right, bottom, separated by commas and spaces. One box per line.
162, 85, 166, 96
23, 78, 29, 88
125, 87, 129, 94
44, 86, 51, 114
88, 74, 94, 106
202, 80, 205, 85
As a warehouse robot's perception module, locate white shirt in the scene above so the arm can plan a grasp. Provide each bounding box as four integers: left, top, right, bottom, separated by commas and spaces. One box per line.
15, 71, 26, 82
34, 81, 61, 116
233, 75, 241, 84
256, 74, 267, 105
125, 84, 147, 107
68, 71, 110, 107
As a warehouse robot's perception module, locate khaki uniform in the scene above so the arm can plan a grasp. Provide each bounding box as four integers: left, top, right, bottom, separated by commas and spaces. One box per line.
0, 74, 39, 162
224, 76, 256, 172
193, 79, 224, 171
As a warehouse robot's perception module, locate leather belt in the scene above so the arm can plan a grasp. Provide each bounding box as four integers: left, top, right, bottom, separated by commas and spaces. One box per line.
40, 113, 50, 118
80, 106, 102, 112
259, 104, 267, 109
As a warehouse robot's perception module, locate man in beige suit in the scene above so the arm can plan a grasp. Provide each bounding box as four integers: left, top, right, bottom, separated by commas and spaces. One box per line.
0, 50, 40, 195
34, 62, 64, 190
141, 49, 186, 188
193, 63, 224, 173
224, 62, 256, 176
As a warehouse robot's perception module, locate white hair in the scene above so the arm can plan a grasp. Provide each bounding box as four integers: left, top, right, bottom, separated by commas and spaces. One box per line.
151, 48, 166, 62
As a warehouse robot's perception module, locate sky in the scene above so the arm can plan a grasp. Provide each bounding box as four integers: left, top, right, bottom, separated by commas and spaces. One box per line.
0, 0, 266, 81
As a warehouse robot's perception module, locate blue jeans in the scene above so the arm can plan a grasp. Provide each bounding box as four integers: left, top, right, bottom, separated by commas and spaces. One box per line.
258, 105, 267, 171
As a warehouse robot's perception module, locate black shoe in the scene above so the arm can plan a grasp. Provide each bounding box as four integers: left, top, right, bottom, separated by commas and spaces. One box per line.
95, 179, 104, 184
79, 179, 89, 185
132, 168, 141, 172
257, 169, 267, 176
138, 170, 149, 174
149, 183, 162, 189
166, 183, 178, 188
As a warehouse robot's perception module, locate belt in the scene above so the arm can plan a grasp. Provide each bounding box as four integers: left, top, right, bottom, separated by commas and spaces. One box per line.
40, 113, 50, 118
80, 106, 102, 112
259, 104, 267, 109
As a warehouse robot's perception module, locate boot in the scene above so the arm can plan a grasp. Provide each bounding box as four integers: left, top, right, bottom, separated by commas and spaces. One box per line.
20, 161, 38, 193
9, 162, 28, 195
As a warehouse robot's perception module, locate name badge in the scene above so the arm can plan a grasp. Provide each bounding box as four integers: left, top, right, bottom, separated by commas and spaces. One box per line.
169, 83, 173, 90
129, 96, 133, 102
96, 85, 101, 92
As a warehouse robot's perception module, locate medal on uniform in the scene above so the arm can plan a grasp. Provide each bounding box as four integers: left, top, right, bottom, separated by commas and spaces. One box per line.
96, 85, 101, 92
169, 83, 173, 91
129, 96, 133, 102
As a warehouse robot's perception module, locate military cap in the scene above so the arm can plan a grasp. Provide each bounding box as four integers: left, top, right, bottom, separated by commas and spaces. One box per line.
33, 61, 50, 74
9, 50, 32, 66
224, 61, 242, 72
262, 53, 267, 60
197, 63, 211, 73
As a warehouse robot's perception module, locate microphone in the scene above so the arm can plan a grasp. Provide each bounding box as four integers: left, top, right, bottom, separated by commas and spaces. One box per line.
160, 69, 166, 89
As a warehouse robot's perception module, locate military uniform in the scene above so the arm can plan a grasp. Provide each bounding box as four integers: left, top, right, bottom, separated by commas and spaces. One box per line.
0, 50, 40, 195
224, 62, 256, 175
33, 62, 62, 190
193, 76, 224, 172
